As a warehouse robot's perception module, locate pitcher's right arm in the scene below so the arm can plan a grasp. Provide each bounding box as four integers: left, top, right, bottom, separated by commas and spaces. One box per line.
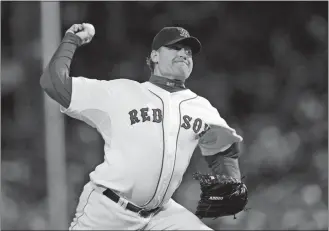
40, 23, 93, 108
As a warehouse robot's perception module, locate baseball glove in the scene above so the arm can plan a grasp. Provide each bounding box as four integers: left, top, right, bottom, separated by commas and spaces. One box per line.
193, 172, 248, 219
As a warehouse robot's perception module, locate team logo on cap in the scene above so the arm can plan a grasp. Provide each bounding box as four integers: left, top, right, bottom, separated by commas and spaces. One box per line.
177, 27, 190, 38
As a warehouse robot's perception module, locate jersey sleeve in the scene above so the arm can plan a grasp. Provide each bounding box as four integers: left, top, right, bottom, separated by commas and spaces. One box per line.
60, 77, 112, 128
198, 102, 243, 156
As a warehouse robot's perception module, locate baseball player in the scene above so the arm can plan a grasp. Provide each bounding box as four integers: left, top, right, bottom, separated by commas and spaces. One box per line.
40, 23, 244, 230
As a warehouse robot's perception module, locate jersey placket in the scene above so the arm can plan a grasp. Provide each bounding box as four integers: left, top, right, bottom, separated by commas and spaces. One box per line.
153, 95, 181, 207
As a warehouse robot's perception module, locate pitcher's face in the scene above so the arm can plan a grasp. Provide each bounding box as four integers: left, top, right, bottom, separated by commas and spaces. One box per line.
152, 43, 193, 81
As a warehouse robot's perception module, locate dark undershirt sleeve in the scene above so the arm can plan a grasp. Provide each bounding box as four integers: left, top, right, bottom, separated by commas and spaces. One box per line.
204, 142, 241, 179
40, 32, 82, 108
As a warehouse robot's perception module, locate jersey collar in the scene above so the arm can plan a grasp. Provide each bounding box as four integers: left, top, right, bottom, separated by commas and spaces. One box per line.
148, 74, 186, 93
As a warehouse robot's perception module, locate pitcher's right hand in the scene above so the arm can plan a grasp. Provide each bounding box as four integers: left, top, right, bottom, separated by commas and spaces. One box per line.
66, 23, 95, 45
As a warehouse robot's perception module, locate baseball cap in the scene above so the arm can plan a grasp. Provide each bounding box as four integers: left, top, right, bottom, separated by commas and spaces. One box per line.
152, 27, 202, 55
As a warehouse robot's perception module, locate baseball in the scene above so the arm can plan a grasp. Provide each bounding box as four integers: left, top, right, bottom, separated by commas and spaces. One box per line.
83, 23, 95, 37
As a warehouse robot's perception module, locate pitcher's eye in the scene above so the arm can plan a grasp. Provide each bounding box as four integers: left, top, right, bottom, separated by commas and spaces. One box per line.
165, 44, 182, 50
185, 49, 192, 56
165, 44, 193, 56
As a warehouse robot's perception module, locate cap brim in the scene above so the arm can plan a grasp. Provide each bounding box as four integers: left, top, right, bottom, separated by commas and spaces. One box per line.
166, 36, 202, 55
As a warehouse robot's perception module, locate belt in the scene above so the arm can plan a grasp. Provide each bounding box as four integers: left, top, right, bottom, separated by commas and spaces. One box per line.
103, 188, 160, 218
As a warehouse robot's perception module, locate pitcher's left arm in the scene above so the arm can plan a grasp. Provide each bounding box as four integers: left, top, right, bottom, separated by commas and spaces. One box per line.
203, 142, 241, 180
194, 106, 247, 219
197, 101, 243, 180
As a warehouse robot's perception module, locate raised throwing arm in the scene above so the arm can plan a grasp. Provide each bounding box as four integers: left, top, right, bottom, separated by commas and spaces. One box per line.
40, 23, 95, 108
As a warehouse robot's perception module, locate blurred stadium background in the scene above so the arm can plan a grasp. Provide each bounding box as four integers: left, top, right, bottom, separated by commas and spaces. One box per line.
1, 1, 328, 230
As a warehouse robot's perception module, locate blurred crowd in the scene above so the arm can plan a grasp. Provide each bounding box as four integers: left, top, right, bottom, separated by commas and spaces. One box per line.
1, 1, 328, 230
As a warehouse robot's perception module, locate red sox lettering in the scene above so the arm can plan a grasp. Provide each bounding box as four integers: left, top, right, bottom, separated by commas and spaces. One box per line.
181, 115, 210, 136
128, 108, 163, 124
128, 108, 210, 136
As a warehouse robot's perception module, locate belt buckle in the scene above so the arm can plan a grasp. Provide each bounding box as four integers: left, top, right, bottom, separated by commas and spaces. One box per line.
138, 207, 161, 218
137, 208, 149, 218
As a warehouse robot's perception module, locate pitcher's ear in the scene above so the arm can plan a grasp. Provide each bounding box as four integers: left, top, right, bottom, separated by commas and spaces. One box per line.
150, 50, 159, 63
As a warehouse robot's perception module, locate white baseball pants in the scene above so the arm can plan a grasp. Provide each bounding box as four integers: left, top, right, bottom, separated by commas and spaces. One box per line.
69, 181, 213, 230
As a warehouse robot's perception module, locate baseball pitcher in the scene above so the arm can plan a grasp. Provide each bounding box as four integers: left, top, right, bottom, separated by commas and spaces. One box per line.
40, 23, 248, 230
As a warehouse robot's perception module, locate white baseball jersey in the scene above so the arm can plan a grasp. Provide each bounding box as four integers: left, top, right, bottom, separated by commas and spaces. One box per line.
61, 77, 243, 210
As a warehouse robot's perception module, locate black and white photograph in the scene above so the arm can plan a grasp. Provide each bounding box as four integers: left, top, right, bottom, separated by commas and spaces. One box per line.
1, 1, 328, 230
